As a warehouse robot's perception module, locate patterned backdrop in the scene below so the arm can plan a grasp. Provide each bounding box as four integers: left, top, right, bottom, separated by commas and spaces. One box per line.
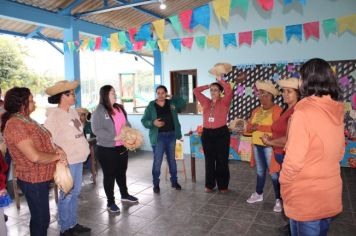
224, 60, 356, 122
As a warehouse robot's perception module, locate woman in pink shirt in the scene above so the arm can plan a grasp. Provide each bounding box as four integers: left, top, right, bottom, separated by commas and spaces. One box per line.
193, 76, 232, 193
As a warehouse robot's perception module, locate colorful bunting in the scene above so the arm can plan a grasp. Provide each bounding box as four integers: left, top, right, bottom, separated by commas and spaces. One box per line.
169, 15, 183, 35
101, 36, 109, 50
257, 0, 274, 11
253, 29, 267, 44
133, 41, 145, 51
239, 31, 252, 46
179, 9, 193, 32
109, 33, 121, 51
322, 19, 337, 37
152, 20, 165, 40
125, 41, 133, 51
286, 24, 303, 42
337, 14, 356, 34
182, 37, 194, 49
157, 39, 170, 52
171, 38, 182, 51
190, 4, 210, 30
303, 21, 320, 40
207, 35, 221, 49
94, 37, 102, 50
128, 28, 137, 42
145, 40, 157, 50
80, 38, 89, 50
118, 31, 129, 45
195, 36, 206, 49
88, 38, 95, 51
223, 33, 237, 47
135, 23, 152, 41
268, 27, 284, 43
231, 0, 249, 12
284, 0, 306, 5
212, 0, 231, 23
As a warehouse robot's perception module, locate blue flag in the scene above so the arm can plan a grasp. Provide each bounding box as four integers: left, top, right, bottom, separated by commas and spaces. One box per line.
101, 36, 109, 50
135, 23, 152, 41
286, 24, 302, 42
223, 33, 237, 47
171, 38, 182, 51
190, 4, 210, 30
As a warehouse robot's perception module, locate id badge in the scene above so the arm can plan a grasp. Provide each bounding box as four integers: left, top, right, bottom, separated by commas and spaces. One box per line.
208, 117, 215, 123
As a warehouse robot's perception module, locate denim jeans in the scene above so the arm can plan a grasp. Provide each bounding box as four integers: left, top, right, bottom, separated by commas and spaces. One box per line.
17, 179, 51, 236
274, 153, 285, 165
254, 145, 280, 199
58, 163, 83, 232
290, 218, 331, 236
152, 131, 177, 187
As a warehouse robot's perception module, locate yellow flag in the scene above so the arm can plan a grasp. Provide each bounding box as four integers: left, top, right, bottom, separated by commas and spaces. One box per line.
212, 0, 231, 23
268, 27, 284, 43
110, 32, 121, 51
158, 39, 170, 52
80, 38, 89, 50
207, 35, 220, 49
337, 14, 356, 34
152, 19, 165, 40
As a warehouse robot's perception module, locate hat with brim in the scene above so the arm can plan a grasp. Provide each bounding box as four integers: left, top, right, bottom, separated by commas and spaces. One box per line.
209, 63, 233, 77
255, 80, 280, 97
45, 80, 79, 96
76, 108, 89, 114
278, 77, 299, 90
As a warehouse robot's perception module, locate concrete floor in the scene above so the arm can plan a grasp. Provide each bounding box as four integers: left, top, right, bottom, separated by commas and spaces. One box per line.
3, 151, 356, 236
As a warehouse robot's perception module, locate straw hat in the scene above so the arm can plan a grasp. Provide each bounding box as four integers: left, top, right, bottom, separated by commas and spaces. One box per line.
76, 108, 89, 114
278, 77, 299, 90
255, 80, 280, 97
118, 126, 144, 151
209, 63, 233, 77
45, 80, 79, 96
54, 162, 73, 194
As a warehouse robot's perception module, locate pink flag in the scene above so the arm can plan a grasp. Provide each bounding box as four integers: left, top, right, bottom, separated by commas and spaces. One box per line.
133, 41, 145, 51
303, 21, 320, 40
239, 31, 252, 46
94, 37, 102, 50
182, 37, 194, 49
257, 0, 274, 11
179, 9, 193, 32
128, 28, 137, 42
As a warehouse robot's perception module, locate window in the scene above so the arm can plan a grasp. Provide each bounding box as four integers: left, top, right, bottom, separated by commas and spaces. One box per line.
170, 69, 197, 114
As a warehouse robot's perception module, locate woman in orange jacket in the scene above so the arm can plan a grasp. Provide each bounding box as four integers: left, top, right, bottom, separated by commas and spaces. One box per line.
280, 58, 344, 236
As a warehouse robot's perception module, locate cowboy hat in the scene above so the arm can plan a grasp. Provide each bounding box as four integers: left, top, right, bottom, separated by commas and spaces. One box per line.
54, 162, 73, 194
255, 80, 280, 97
209, 63, 233, 77
45, 80, 79, 96
278, 77, 299, 90
118, 126, 144, 151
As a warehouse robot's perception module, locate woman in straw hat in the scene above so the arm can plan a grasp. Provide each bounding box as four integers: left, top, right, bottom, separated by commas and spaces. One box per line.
193, 63, 233, 193
92, 85, 138, 213
44, 81, 91, 236
246, 80, 283, 212
2, 87, 66, 236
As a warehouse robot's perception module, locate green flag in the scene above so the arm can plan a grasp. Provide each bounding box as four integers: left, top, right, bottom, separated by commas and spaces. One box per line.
195, 36, 206, 49
253, 29, 267, 44
145, 40, 157, 50
118, 31, 128, 45
322, 18, 337, 37
231, 0, 249, 12
169, 15, 183, 35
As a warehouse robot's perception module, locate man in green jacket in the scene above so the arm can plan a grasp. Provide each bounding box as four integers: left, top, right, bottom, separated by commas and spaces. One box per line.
141, 85, 186, 193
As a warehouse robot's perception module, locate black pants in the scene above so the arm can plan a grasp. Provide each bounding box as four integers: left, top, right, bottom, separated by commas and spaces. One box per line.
201, 125, 230, 190
97, 145, 129, 205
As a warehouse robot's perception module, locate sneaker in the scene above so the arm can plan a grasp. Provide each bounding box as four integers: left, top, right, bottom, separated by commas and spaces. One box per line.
72, 224, 91, 233
273, 199, 283, 213
107, 203, 120, 213
60, 228, 74, 236
172, 182, 182, 190
153, 186, 160, 193
122, 195, 139, 203
246, 192, 263, 204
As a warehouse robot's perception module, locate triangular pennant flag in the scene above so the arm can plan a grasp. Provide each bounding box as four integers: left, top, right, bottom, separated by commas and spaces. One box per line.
257, 0, 274, 11
133, 41, 145, 51
190, 4, 210, 30
152, 19, 165, 40
223, 33, 237, 47
125, 41, 133, 51
169, 15, 183, 35
239, 31, 252, 46
128, 28, 137, 42
303, 21, 320, 40
94, 37, 102, 50
145, 40, 157, 50
195, 36, 206, 49
182, 37, 194, 49
337, 14, 356, 34
253, 29, 267, 44
119, 31, 129, 45
88, 38, 95, 51
322, 18, 337, 37
80, 38, 89, 51
286, 24, 303, 42
207, 35, 220, 49
171, 38, 182, 51
268, 27, 284, 43
101, 36, 109, 50
110, 33, 121, 51
179, 9, 193, 32
231, 0, 249, 12
158, 39, 170, 52
212, 0, 231, 23
135, 23, 152, 41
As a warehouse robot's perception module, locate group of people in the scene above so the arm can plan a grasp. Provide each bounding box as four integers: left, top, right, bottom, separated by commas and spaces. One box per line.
0, 57, 345, 236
